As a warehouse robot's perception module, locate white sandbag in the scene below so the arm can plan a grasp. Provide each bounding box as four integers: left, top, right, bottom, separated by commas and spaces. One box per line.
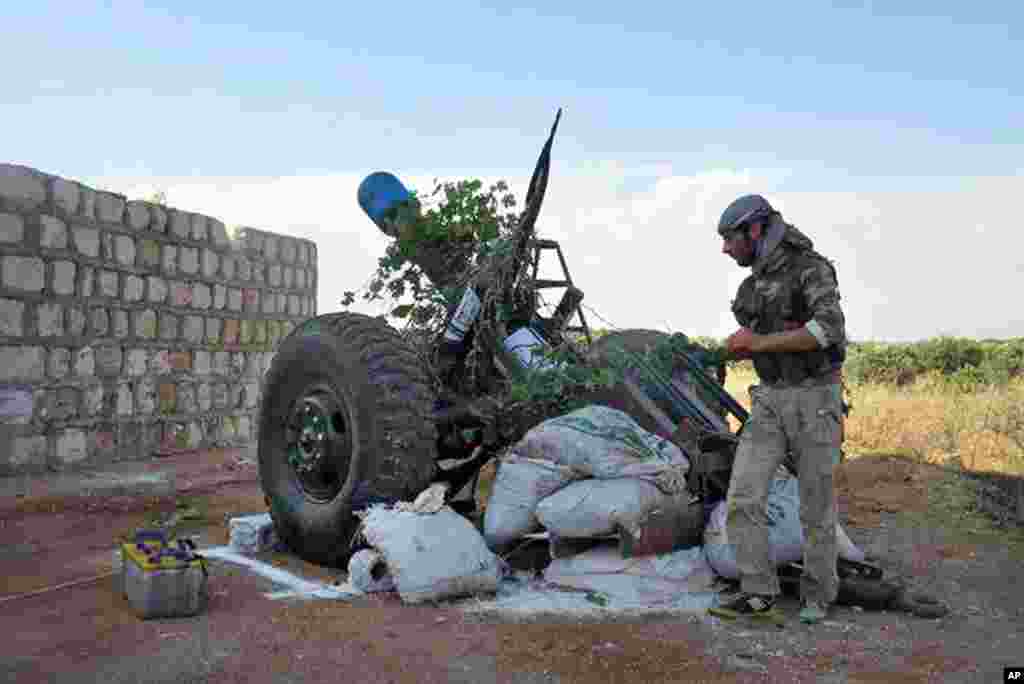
228, 513, 278, 553
347, 548, 396, 593
514, 405, 690, 490
543, 544, 718, 606
535, 478, 667, 539
483, 454, 577, 548
703, 476, 866, 579
360, 505, 504, 604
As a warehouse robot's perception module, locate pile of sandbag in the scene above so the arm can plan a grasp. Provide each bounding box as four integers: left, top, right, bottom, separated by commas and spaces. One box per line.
483, 405, 694, 552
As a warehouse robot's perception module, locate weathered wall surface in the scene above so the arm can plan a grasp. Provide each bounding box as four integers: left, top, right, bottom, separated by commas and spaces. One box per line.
0, 164, 318, 475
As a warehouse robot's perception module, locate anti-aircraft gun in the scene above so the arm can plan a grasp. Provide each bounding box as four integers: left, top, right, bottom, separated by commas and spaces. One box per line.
257, 110, 750, 566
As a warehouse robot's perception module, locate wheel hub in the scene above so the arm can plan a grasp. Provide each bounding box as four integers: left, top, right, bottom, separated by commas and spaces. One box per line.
286, 388, 350, 501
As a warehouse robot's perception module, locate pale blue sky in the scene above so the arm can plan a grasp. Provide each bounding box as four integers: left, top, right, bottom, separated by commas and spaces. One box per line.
3, 2, 1022, 340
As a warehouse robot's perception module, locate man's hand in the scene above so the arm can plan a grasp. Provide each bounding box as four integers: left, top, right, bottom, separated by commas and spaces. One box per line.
726, 327, 757, 358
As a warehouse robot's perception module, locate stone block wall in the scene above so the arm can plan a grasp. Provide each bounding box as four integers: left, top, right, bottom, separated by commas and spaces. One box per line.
0, 164, 318, 475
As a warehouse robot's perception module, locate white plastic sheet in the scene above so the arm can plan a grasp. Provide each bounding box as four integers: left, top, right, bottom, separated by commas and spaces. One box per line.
347, 548, 396, 593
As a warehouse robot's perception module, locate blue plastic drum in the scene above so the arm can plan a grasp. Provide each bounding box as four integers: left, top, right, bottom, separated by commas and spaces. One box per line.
357, 171, 414, 235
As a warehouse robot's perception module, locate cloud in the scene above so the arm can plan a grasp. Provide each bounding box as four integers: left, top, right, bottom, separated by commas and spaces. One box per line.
89, 168, 1023, 342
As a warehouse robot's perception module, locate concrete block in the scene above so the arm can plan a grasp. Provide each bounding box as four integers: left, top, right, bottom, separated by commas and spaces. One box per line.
82, 382, 103, 415
36, 302, 64, 336
5, 435, 48, 471
227, 288, 242, 311
276, 293, 287, 314
177, 383, 196, 413
244, 289, 260, 313
124, 349, 148, 376
149, 349, 172, 374
213, 351, 230, 375
133, 309, 157, 339
283, 267, 294, 289
179, 246, 199, 275
229, 513, 278, 553
288, 295, 301, 316
196, 382, 212, 411
0, 165, 46, 209
0, 385, 34, 423
223, 319, 239, 345
281, 239, 296, 265
48, 348, 71, 378
51, 177, 80, 215
95, 193, 125, 224
263, 236, 279, 262
209, 219, 229, 248
134, 378, 156, 414
295, 268, 304, 289
182, 315, 204, 343
51, 260, 76, 296
221, 255, 236, 280
147, 276, 167, 304
123, 274, 144, 302
74, 347, 95, 376
213, 284, 226, 310
201, 249, 219, 278
125, 201, 151, 230
191, 214, 208, 242
230, 352, 245, 376
238, 319, 252, 345
41, 387, 79, 422
268, 264, 282, 288
71, 226, 100, 257
96, 345, 123, 376
205, 317, 222, 344
112, 309, 129, 338
262, 293, 277, 314
0, 347, 45, 381
79, 186, 96, 219
158, 383, 176, 413
55, 429, 88, 465
158, 312, 178, 340
169, 351, 191, 371
236, 415, 252, 442
78, 266, 94, 298
150, 205, 168, 232
192, 283, 211, 310
114, 235, 136, 266
243, 381, 260, 409
0, 299, 25, 336
115, 384, 133, 416
250, 262, 264, 284
169, 211, 191, 239
236, 257, 251, 281
90, 307, 109, 336
162, 244, 177, 276
67, 307, 86, 336
171, 281, 192, 307
193, 350, 211, 375
212, 383, 229, 409
253, 320, 267, 345
140, 239, 161, 268
2, 256, 45, 291
98, 270, 119, 298
0, 213, 25, 243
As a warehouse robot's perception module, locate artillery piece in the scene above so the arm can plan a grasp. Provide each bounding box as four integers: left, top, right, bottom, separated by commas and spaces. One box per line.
257, 110, 745, 566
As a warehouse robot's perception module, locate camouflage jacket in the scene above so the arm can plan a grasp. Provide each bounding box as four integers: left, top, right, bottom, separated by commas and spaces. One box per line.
731, 221, 847, 386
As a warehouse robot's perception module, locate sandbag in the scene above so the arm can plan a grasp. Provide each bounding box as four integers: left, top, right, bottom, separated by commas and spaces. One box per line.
514, 405, 690, 490
360, 505, 504, 604
536, 478, 667, 539
483, 454, 577, 549
703, 476, 866, 579
347, 549, 396, 594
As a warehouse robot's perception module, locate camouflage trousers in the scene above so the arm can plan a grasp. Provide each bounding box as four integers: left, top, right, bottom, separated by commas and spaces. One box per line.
725, 381, 844, 603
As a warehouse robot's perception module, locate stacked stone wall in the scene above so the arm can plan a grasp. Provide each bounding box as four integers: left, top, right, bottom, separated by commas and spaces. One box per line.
0, 164, 318, 475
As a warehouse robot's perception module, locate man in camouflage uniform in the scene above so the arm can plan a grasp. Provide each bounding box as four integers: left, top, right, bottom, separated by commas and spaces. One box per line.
711, 194, 847, 625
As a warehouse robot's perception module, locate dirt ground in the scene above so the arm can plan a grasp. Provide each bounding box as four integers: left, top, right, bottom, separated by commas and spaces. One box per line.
2, 448, 1023, 683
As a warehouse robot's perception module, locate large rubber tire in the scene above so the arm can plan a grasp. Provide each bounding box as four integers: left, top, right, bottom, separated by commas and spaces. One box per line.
258, 312, 438, 566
